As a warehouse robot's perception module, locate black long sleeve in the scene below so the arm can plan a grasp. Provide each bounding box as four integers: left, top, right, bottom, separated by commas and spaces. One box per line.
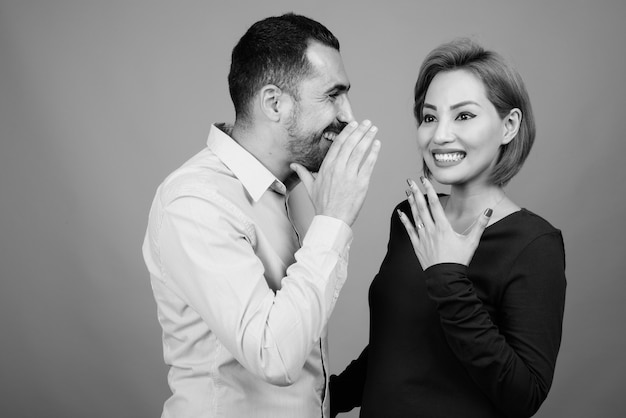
329, 346, 369, 417
425, 231, 566, 417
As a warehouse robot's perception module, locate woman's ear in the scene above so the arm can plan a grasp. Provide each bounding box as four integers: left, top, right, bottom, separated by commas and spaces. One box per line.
502, 108, 522, 145
259, 85, 292, 122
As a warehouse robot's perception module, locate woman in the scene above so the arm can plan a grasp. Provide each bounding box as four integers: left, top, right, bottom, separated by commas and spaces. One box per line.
330, 39, 566, 417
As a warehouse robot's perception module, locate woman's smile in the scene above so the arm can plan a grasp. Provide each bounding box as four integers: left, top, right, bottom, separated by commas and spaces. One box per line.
432, 149, 466, 166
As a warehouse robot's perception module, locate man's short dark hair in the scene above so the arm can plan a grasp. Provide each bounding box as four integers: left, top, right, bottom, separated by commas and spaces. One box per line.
228, 13, 340, 123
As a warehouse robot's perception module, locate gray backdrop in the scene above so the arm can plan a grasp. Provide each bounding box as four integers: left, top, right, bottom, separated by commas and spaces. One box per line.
1, 0, 624, 417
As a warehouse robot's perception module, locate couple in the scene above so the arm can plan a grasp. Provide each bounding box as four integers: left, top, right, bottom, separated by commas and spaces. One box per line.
142, 13, 566, 418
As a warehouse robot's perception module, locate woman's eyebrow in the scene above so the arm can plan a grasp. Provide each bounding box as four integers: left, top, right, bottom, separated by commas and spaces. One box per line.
423, 100, 481, 111
450, 100, 480, 110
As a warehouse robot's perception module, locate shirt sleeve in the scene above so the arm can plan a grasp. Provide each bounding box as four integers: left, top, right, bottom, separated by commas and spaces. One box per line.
424, 231, 566, 418
158, 192, 352, 386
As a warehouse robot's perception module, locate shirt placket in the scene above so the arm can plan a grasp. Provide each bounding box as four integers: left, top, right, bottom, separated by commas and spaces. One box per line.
284, 192, 302, 247
275, 182, 328, 417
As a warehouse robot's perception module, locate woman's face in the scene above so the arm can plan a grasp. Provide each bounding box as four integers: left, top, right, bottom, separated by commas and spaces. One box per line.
416, 69, 513, 187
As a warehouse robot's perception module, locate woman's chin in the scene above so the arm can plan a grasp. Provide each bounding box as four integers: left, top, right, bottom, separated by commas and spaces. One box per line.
428, 171, 457, 186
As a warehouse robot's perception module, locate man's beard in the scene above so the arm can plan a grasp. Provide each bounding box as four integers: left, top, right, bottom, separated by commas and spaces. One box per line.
286, 104, 347, 172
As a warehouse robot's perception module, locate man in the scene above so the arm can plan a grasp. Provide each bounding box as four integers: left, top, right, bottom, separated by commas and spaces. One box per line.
142, 13, 380, 417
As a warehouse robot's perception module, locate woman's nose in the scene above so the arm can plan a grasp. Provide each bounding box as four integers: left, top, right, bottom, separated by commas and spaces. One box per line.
433, 120, 454, 144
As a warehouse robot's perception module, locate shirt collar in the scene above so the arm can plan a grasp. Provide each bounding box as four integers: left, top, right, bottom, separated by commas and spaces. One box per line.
207, 123, 285, 201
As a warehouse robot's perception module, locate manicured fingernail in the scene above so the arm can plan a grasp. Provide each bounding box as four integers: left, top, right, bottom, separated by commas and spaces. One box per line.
349, 121, 358, 127
370, 125, 378, 133
485, 208, 493, 217
405, 189, 411, 197
363, 120, 372, 127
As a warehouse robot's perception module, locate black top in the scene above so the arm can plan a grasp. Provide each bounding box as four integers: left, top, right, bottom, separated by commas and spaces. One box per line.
331, 199, 567, 418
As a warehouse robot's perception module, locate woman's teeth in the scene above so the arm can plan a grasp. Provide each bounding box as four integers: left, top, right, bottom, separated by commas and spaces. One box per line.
434, 152, 465, 162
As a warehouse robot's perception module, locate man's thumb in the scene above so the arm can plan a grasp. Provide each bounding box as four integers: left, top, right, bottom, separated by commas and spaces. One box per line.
290, 163, 314, 194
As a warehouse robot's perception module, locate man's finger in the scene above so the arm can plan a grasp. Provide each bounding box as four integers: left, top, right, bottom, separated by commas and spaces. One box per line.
290, 163, 315, 195
357, 139, 381, 177
347, 125, 378, 172
334, 120, 374, 165
320, 121, 358, 167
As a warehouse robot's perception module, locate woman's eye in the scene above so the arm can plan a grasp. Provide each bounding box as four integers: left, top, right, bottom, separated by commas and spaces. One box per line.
456, 112, 475, 121
423, 114, 436, 123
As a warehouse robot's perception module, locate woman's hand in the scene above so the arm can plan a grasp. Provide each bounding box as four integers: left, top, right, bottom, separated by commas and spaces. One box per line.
397, 177, 492, 269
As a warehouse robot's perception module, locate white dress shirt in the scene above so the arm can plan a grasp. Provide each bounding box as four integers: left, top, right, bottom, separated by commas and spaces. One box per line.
142, 124, 353, 417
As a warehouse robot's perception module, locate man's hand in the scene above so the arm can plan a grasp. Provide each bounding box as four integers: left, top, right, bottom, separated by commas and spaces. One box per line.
290, 120, 381, 227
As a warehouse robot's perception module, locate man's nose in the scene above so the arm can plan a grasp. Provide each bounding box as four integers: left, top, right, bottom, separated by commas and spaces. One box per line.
337, 95, 355, 123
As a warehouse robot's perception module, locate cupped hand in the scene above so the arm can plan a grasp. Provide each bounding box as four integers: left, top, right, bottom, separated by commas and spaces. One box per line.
291, 120, 381, 227
397, 177, 492, 269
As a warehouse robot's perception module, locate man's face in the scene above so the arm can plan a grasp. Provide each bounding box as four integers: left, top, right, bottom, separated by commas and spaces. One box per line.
285, 42, 355, 172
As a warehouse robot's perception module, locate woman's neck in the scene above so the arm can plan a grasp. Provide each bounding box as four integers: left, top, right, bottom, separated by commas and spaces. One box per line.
444, 183, 507, 233
447, 183, 503, 210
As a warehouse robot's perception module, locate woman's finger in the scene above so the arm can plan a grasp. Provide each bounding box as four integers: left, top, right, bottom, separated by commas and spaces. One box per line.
405, 189, 422, 231
420, 176, 447, 224
408, 179, 435, 230
397, 209, 420, 246
466, 208, 492, 243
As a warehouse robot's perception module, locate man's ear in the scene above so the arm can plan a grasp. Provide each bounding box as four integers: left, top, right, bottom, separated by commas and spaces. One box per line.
502, 108, 522, 145
259, 84, 291, 122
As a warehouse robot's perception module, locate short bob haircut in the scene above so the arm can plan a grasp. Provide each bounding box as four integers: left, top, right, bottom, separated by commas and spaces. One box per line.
228, 13, 340, 124
413, 38, 535, 186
